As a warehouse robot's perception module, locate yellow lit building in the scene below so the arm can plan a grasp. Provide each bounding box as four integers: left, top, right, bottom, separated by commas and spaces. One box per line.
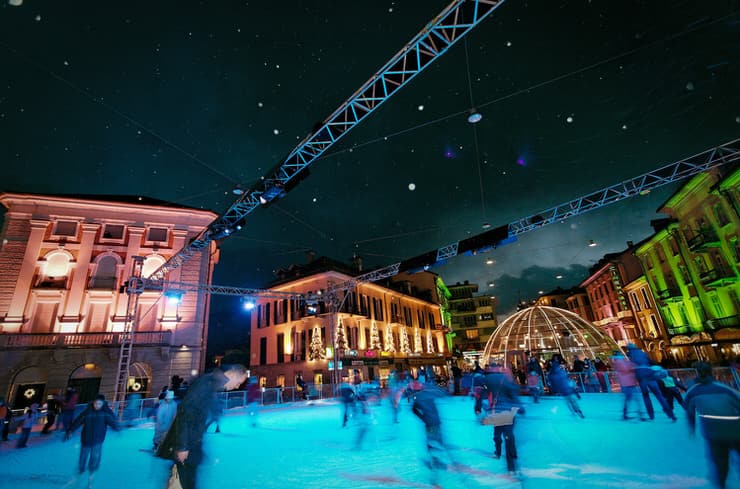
249, 258, 449, 389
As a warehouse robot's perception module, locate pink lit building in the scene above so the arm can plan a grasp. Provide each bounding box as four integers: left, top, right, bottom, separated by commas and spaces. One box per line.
0, 193, 219, 408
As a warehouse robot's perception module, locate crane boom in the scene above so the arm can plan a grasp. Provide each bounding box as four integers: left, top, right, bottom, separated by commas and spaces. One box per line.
147, 0, 506, 282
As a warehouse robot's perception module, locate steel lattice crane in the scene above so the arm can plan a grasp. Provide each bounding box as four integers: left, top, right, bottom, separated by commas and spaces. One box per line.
112, 0, 506, 414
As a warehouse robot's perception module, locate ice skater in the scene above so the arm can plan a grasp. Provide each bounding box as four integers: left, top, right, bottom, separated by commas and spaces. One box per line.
627, 343, 676, 421
64, 394, 119, 489
548, 359, 584, 418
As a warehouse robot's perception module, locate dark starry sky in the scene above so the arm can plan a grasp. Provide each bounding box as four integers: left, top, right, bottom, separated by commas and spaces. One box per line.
1, 1, 739, 355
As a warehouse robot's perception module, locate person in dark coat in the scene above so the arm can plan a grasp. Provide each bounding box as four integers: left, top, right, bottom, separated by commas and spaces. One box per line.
64, 394, 119, 480
627, 343, 676, 421
685, 362, 740, 489
41, 392, 61, 434
60, 386, 78, 432
0, 397, 11, 441
549, 360, 584, 418
156, 365, 247, 489
409, 382, 448, 486
482, 366, 525, 475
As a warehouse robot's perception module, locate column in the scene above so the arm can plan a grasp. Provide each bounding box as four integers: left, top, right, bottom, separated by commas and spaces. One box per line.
61, 223, 100, 324
3, 219, 49, 331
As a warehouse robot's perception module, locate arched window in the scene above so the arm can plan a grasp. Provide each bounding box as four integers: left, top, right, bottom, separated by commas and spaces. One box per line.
141, 254, 166, 278
39, 250, 73, 288
90, 253, 120, 289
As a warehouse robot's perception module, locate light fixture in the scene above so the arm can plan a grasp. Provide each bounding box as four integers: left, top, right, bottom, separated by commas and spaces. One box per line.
588, 239, 597, 247
242, 298, 256, 311
482, 222, 491, 229
232, 185, 245, 195
556, 275, 563, 279
165, 290, 183, 305
486, 258, 494, 265
467, 108, 482, 124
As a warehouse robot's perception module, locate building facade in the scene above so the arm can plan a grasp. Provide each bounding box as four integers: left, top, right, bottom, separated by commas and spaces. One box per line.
579, 246, 644, 349
0, 193, 218, 408
249, 260, 448, 390
634, 166, 740, 364
446, 281, 498, 361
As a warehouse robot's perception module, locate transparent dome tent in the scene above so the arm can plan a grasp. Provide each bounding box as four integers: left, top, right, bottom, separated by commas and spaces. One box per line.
481, 305, 623, 368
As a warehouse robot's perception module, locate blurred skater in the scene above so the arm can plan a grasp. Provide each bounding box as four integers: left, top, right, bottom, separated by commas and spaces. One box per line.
153, 390, 177, 450
685, 362, 740, 489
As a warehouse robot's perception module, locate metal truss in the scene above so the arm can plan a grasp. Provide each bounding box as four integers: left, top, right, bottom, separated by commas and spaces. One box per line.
147, 0, 505, 282
508, 138, 740, 237
141, 279, 308, 300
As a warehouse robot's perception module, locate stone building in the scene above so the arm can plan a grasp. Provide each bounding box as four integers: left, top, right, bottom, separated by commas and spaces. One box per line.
0, 193, 218, 408
446, 281, 497, 359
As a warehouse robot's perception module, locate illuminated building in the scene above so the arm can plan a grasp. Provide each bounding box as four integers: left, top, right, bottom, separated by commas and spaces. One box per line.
249, 257, 448, 389
634, 166, 740, 364
579, 244, 644, 348
446, 281, 498, 363
0, 193, 218, 408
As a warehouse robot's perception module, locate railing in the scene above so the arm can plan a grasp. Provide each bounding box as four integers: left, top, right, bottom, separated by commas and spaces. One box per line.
686, 229, 720, 251
560, 367, 738, 394
705, 314, 740, 330
0, 331, 172, 349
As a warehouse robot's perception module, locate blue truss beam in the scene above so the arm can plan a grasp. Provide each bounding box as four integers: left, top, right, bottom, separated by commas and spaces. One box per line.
148, 0, 505, 281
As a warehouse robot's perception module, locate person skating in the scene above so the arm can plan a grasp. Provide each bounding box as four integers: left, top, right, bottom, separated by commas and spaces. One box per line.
41, 392, 61, 434
409, 381, 449, 487
64, 394, 119, 488
156, 364, 248, 489
627, 343, 677, 421
61, 387, 79, 432
16, 403, 39, 448
653, 365, 687, 411
549, 359, 584, 418
153, 390, 177, 450
612, 350, 647, 421
685, 361, 740, 489
481, 364, 526, 476
0, 397, 11, 441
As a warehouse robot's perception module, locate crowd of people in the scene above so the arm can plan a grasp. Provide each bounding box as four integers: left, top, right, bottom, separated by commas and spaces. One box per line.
1, 354, 738, 489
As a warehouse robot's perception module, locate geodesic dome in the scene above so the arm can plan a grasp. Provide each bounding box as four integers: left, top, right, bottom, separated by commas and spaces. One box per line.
481, 305, 622, 368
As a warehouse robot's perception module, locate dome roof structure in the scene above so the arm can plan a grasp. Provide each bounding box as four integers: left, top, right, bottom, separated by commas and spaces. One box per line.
481, 305, 622, 367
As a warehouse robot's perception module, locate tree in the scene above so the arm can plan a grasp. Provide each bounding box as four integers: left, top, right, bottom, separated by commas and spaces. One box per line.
400, 327, 411, 354
309, 326, 325, 360
384, 326, 396, 352
336, 319, 348, 352
414, 328, 423, 353
370, 321, 382, 350
426, 329, 436, 353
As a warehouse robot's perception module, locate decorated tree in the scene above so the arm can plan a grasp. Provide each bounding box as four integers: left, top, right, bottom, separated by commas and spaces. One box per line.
370, 321, 382, 350
335, 319, 348, 353
414, 328, 423, 353
309, 326, 325, 360
384, 326, 396, 352
426, 329, 435, 353
400, 327, 411, 354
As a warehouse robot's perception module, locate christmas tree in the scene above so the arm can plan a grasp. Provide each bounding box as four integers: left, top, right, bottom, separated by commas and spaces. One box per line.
414, 328, 422, 353
426, 328, 435, 353
309, 326, 325, 360
384, 326, 396, 352
370, 321, 382, 350
400, 327, 411, 354
335, 319, 348, 352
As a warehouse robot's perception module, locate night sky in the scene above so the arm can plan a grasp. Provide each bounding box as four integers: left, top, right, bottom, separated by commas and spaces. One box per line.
2, 1, 739, 355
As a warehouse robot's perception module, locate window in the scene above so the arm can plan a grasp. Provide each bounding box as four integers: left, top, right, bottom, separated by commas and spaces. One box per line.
53, 220, 78, 237
102, 224, 124, 240
260, 338, 267, 366
656, 247, 666, 263
141, 255, 165, 278
428, 312, 436, 329
640, 288, 651, 309
629, 292, 640, 311
465, 329, 479, 340
669, 237, 680, 256
39, 250, 72, 288
403, 306, 412, 326
711, 294, 725, 317
146, 227, 168, 243
277, 333, 285, 364
90, 254, 119, 289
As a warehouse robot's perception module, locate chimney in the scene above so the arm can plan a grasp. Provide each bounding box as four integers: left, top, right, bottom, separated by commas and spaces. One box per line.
351, 254, 363, 272
306, 250, 316, 264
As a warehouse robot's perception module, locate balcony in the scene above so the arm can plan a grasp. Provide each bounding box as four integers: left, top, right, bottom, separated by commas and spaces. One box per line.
705, 314, 740, 331
687, 228, 721, 252
656, 287, 682, 303
0, 331, 172, 349
699, 268, 737, 288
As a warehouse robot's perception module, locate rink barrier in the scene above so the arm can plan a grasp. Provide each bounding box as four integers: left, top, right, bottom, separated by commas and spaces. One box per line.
15, 369, 739, 422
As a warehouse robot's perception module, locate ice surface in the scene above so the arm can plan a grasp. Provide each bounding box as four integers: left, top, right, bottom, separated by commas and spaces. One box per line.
1, 392, 737, 488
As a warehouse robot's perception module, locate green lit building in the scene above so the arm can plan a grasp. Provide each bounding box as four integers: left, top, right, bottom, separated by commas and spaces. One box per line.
634, 166, 740, 364
446, 281, 498, 364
